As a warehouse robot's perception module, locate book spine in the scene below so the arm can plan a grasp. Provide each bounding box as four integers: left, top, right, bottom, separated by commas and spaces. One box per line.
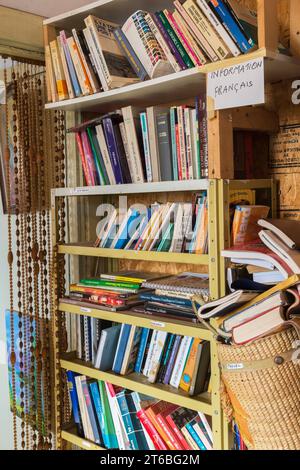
137, 409, 167, 450
173, 0, 218, 62
121, 107, 144, 183
145, 13, 182, 73
82, 380, 101, 444
156, 112, 173, 181
89, 382, 106, 446
196, 0, 241, 56
140, 112, 152, 183
143, 330, 158, 377
191, 108, 201, 179
49, 40, 68, 100
181, 426, 200, 450
67, 37, 91, 95
163, 335, 182, 384
66, 372, 84, 436
126, 393, 150, 450
172, 10, 207, 65
156, 414, 183, 450
75, 29, 100, 93
134, 328, 150, 373
86, 127, 107, 185
95, 124, 116, 183
157, 11, 194, 68
166, 11, 200, 66
85, 16, 111, 87
147, 331, 168, 383
98, 380, 118, 448
59, 31, 81, 97
170, 108, 179, 181
208, 0, 253, 52
184, 108, 193, 180
81, 130, 98, 185
83, 20, 109, 91
112, 324, 131, 374
185, 422, 206, 450
114, 28, 148, 81
70, 31, 93, 94
75, 132, 92, 185
183, 0, 229, 60
177, 107, 188, 180
57, 36, 75, 98
105, 383, 128, 450
75, 377, 92, 441
193, 422, 213, 450
179, 338, 200, 392
175, 119, 182, 180
139, 293, 192, 307
165, 415, 191, 450
116, 392, 139, 450
102, 118, 124, 184
153, 13, 187, 71
170, 336, 193, 388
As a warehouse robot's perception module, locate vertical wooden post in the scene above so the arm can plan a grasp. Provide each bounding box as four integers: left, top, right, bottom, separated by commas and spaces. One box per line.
208, 110, 234, 179
290, 0, 300, 57
257, 0, 279, 51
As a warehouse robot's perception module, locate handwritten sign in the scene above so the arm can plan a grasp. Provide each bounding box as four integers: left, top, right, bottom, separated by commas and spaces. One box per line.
207, 57, 265, 111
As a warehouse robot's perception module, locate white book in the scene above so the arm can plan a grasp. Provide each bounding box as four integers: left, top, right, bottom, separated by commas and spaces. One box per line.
190, 109, 200, 180
146, 106, 163, 182
177, 106, 188, 180
143, 204, 170, 251
184, 108, 194, 180
105, 383, 131, 450
193, 422, 213, 450
72, 28, 100, 94
169, 203, 185, 253
57, 36, 75, 99
131, 392, 156, 450
95, 124, 116, 185
74, 376, 93, 441
143, 330, 158, 377
145, 13, 180, 73
100, 209, 119, 248
147, 331, 168, 383
172, 10, 207, 65
196, 0, 240, 57
76, 314, 82, 359
121, 106, 145, 184
140, 112, 152, 183
147, 203, 176, 251
83, 21, 108, 91
169, 336, 193, 388
198, 412, 213, 445
66, 36, 90, 95
110, 208, 131, 249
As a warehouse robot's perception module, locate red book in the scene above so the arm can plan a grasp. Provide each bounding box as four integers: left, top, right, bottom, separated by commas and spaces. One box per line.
156, 405, 185, 450
75, 132, 92, 185
80, 130, 97, 185
165, 413, 191, 451
175, 123, 182, 180
137, 409, 167, 450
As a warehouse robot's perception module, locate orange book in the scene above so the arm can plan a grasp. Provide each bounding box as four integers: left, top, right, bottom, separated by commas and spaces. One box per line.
232, 205, 270, 246
179, 338, 201, 393
145, 402, 177, 450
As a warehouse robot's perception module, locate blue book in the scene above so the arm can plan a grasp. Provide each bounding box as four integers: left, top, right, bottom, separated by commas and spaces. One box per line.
208, 0, 254, 53
112, 324, 132, 374
102, 117, 124, 184
114, 28, 148, 81
134, 328, 150, 374
140, 112, 152, 182
113, 209, 141, 249
170, 107, 178, 181
88, 381, 105, 447
186, 419, 206, 450
139, 293, 192, 308
60, 31, 82, 97
126, 392, 149, 450
81, 379, 101, 444
66, 371, 84, 437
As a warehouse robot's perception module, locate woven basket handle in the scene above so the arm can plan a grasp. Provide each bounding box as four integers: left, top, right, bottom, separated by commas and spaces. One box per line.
285, 317, 300, 340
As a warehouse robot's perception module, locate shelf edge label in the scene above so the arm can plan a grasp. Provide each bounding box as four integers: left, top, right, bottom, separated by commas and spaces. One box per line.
207, 57, 265, 111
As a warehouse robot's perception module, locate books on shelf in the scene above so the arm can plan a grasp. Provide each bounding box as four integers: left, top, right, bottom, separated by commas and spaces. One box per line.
231, 205, 270, 246
66, 374, 214, 450
68, 97, 208, 185
46, 1, 258, 103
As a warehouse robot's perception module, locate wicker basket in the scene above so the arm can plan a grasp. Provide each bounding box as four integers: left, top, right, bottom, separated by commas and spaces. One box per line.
217, 326, 300, 450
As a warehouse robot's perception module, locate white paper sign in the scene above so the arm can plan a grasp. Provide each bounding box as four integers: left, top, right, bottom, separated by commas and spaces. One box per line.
207, 57, 265, 111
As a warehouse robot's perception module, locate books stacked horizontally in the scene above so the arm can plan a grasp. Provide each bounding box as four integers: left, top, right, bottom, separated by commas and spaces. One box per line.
94, 200, 209, 254
46, 1, 258, 102
67, 373, 213, 450
65, 272, 164, 313
69, 99, 208, 185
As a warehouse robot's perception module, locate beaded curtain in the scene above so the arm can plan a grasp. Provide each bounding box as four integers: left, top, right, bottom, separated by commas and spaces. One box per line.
3, 58, 67, 450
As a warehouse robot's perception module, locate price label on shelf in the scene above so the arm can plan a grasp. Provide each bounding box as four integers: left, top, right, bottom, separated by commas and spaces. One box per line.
207, 57, 265, 111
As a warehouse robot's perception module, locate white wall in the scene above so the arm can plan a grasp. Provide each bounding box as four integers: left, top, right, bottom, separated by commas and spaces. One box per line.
0, 207, 14, 450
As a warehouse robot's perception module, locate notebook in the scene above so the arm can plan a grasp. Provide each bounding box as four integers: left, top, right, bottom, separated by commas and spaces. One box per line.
142, 272, 209, 296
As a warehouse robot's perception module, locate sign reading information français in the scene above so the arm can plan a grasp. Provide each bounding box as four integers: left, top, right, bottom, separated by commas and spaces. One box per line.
207, 57, 265, 111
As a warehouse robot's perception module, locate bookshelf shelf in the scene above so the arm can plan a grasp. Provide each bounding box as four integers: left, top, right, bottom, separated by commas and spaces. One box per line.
57, 244, 210, 265
59, 301, 213, 340
60, 354, 213, 416
45, 48, 300, 113
61, 426, 105, 450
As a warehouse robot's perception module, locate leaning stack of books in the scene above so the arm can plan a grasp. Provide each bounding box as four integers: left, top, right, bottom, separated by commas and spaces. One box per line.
68, 97, 208, 184
67, 373, 213, 450
46, 1, 257, 102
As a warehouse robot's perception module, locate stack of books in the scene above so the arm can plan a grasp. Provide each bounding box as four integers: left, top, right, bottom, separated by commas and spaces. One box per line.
68, 98, 208, 185
46, 1, 257, 102
93, 199, 209, 254
67, 373, 213, 450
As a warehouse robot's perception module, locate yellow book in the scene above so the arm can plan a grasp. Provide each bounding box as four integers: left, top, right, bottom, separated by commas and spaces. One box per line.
49, 40, 68, 100
211, 274, 300, 331
231, 205, 270, 246
179, 338, 201, 393
45, 45, 58, 103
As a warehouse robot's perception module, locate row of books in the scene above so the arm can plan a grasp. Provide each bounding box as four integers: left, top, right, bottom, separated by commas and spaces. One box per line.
197, 218, 300, 345
74, 316, 211, 396
67, 373, 213, 450
93, 198, 209, 254
46, 1, 257, 102
69, 98, 208, 186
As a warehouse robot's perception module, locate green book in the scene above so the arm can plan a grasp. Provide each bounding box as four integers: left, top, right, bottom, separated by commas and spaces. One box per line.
98, 381, 118, 449
157, 223, 174, 252
86, 127, 108, 185
80, 278, 140, 290
157, 11, 194, 69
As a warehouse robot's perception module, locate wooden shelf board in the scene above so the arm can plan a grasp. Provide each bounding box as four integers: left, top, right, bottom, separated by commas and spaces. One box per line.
57, 244, 209, 265
45, 48, 300, 113
60, 354, 212, 416
59, 301, 213, 341
52, 179, 209, 198
62, 426, 105, 450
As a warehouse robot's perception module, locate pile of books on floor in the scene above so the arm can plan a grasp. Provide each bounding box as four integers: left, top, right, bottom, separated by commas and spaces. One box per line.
46, 1, 257, 102
67, 373, 213, 450
93, 200, 209, 254
69, 98, 208, 185
197, 216, 300, 345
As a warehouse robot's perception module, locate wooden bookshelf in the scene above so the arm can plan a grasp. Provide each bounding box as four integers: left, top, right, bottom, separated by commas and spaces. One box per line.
61, 426, 105, 450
